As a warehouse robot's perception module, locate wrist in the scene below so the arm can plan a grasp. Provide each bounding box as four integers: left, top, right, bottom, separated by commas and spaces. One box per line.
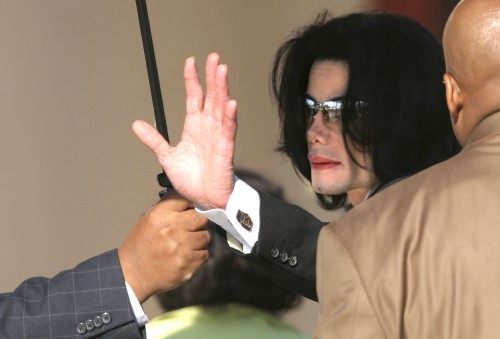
118, 247, 151, 303
202, 182, 234, 210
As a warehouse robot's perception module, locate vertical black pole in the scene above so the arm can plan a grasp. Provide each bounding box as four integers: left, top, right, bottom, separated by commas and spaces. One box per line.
135, 0, 172, 193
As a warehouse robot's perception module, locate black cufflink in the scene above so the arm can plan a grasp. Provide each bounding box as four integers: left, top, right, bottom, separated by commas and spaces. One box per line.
236, 210, 253, 230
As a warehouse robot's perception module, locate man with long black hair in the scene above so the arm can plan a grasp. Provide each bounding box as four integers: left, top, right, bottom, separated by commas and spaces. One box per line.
133, 11, 460, 301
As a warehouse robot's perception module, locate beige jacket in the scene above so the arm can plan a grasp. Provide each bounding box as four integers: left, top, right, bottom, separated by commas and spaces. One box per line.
315, 112, 500, 338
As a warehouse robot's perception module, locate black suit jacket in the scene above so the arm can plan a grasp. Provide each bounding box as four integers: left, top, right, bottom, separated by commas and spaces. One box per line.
217, 190, 325, 301
0, 249, 144, 338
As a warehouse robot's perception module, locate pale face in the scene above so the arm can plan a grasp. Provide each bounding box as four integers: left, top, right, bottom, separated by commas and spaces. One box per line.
306, 60, 377, 206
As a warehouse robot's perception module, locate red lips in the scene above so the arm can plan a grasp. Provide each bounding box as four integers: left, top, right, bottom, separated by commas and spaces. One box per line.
308, 155, 341, 170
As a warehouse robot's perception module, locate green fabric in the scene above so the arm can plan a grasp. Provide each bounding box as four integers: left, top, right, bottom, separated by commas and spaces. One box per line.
146, 303, 310, 339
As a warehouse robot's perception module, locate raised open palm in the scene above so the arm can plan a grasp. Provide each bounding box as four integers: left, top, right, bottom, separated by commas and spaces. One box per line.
133, 53, 237, 210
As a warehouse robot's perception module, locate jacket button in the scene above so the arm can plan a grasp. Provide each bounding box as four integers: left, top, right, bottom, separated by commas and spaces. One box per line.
94, 315, 104, 328
280, 252, 289, 262
102, 312, 112, 324
271, 248, 280, 258
76, 323, 87, 335
85, 319, 95, 331
289, 256, 298, 267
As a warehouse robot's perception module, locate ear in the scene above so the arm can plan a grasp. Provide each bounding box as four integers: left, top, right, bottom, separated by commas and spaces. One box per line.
443, 73, 463, 125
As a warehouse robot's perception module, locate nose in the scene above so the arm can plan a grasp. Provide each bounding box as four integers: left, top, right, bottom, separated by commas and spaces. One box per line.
307, 111, 330, 144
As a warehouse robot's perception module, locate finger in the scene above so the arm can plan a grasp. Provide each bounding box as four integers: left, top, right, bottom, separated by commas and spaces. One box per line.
222, 99, 238, 143
203, 53, 221, 117
184, 56, 204, 115
189, 230, 211, 250
156, 190, 195, 211
132, 120, 172, 162
192, 249, 209, 265
213, 63, 230, 122
179, 209, 209, 231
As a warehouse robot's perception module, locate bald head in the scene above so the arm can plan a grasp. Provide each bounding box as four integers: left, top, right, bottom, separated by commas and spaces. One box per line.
443, 0, 500, 144
444, 0, 500, 91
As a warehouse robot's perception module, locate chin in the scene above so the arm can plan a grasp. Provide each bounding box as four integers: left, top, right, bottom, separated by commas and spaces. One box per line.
312, 183, 345, 195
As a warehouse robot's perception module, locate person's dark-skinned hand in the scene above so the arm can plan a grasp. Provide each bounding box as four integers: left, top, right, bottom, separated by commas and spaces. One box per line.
118, 190, 209, 303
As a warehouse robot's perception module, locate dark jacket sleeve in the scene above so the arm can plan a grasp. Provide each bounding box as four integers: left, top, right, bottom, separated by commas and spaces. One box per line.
0, 249, 144, 338
216, 190, 326, 301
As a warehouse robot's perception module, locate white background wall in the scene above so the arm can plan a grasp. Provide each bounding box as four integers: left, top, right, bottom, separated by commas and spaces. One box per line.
0, 0, 370, 335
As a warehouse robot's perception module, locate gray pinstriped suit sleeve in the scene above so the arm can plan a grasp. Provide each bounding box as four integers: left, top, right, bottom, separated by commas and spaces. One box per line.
0, 249, 145, 338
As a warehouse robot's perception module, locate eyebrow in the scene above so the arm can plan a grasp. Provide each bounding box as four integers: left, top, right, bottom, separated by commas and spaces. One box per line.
305, 94, 345, 102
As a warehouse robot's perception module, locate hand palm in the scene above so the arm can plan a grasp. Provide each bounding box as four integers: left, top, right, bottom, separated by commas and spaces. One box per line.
133, 53, 237, 209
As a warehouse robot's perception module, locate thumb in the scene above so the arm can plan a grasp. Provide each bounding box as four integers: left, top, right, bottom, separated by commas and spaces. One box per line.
132, 120, 171, 158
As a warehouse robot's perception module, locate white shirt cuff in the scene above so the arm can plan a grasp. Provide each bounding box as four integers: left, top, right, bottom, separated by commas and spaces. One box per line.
196, 177, 260, 254
125, 281, 149, 327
